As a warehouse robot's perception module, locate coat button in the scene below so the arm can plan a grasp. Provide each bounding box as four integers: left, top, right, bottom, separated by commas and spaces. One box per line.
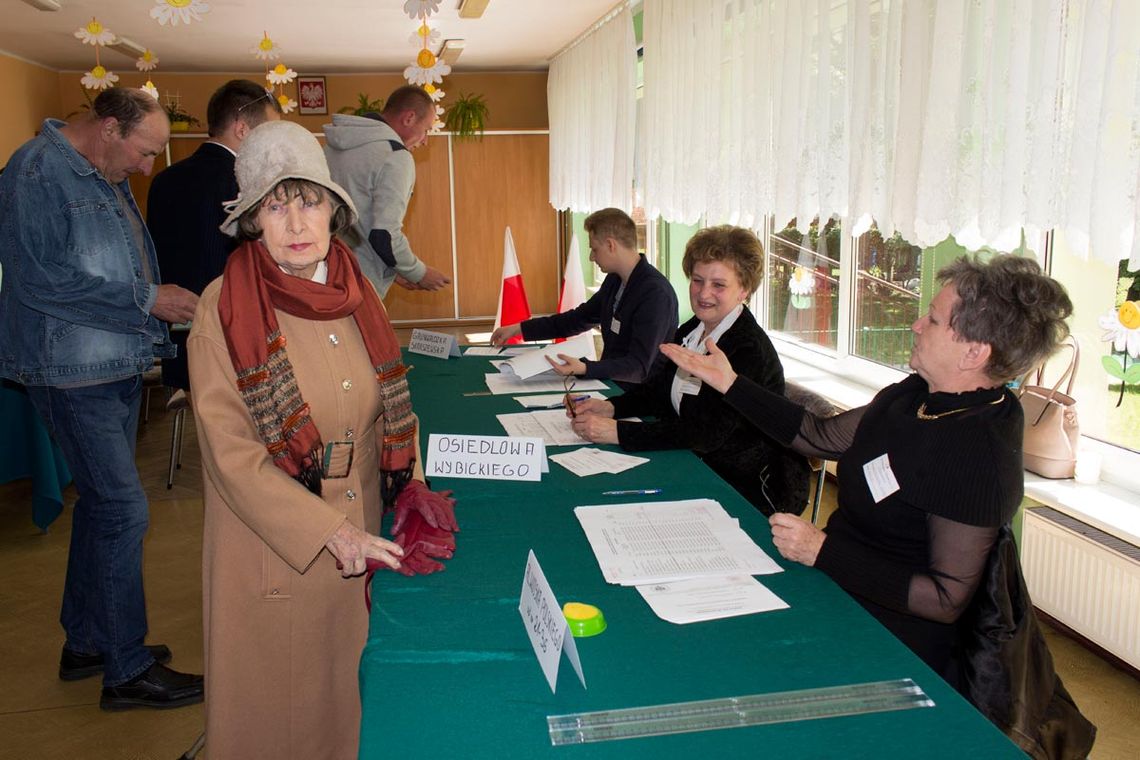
342, 379, 352, 391
346, 490, 357, 500
344, 428, 355, 439
329, 334, 339, 346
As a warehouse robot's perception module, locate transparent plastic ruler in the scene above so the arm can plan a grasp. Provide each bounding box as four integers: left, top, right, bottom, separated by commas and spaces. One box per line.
547, 678, 934, 746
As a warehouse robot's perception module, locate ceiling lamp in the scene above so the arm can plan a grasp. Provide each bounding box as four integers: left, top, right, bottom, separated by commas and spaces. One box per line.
20, 0, 61, 10
107, 36, 147, 59
457, 0, 489, 20
438, 39, 465, 66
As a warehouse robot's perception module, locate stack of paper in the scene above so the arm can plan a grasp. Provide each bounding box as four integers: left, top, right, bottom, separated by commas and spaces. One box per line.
514, 392, 606, 409
497, 410, 583, 446
484, 373, 607, 395
574, 498, 788, 623
549, 447, 650, 476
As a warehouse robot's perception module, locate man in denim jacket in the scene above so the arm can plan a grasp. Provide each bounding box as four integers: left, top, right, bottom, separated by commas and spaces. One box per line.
0, 89, 203, 710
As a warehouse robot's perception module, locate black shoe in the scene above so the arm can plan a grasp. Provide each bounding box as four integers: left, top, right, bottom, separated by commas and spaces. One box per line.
59, 644, 173, 681
99, 662, 204, 711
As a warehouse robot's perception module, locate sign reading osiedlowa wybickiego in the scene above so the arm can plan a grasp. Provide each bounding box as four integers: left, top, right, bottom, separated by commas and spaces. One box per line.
426, 434, 547, 481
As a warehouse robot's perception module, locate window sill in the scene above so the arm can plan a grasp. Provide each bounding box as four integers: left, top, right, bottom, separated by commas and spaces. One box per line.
1024, 475, 1140, 547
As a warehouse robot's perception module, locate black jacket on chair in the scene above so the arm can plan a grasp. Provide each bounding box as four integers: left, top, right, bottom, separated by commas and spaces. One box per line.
956, 526, 1097, 759
147, 142, 240, 390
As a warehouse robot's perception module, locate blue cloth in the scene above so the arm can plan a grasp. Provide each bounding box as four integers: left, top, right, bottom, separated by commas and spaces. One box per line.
0, 383, 72, 530
0, 119, 173, 387
26, 377, 156, 686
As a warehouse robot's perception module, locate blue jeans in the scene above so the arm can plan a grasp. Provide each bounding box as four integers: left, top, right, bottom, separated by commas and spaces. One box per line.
27, 376, 156, 685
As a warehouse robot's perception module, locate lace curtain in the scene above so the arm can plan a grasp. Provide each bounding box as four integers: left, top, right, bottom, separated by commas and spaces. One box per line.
547, 7, 637, 213
640, 0, 1140, 265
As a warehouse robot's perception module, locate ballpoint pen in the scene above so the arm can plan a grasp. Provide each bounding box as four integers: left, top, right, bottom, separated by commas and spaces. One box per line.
601, 489, 662, 496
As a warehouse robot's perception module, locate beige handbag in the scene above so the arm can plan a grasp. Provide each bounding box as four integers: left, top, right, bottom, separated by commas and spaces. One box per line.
1018, 339, 1079, 479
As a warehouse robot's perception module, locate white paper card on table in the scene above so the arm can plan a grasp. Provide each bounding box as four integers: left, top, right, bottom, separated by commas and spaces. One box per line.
635, 575, 789, 624
515, 392, 606, 409
503, 333, 597, 380
549, 447, 651, 477
574, 498, 783, 585
407, 328, 461, 359
484, 373, 608, 396
518, 550, 586, 693
425, 433, 546, 481
497, 410, 583, 447
464, 346, 505, 357
863, 453, 900, 503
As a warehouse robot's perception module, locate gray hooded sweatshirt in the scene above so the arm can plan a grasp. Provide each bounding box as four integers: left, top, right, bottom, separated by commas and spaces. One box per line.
323, 114, 426, 297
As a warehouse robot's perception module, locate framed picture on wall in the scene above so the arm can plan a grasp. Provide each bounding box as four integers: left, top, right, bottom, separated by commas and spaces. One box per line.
297, 76, 328, 115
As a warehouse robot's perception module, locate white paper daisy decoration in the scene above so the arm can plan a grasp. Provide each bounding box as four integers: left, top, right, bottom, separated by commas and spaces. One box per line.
82, 65, 119, 91
276, 93, 297, 114
141, 81, 160, 100
1100, 302, 1140, 359
424, 83, 445, 102
266, 63, 297, 86
136, 50, 160, 72
252, 33, 281, 61
151, 0, 210, 27
788, 266, 816, 297
404, 49, 450, 86
404, 0, 442, 20
409, 23, 441, 47
75, 18, 115, 47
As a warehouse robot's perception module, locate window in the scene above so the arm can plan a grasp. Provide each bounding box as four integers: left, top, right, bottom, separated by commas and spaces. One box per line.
766, 217, 842, 352
852, 225, 922, 370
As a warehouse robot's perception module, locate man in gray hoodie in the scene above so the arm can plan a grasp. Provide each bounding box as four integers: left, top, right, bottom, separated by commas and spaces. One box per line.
323, 85, 451, 297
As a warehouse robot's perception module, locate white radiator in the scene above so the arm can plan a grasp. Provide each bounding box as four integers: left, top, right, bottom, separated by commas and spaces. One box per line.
1021, 506, 1140, 671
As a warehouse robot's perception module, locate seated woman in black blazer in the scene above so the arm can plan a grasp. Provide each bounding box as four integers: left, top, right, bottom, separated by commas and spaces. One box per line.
569, 226, 808, 515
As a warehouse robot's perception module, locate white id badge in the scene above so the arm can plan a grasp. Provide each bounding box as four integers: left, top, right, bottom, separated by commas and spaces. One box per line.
862, 453, 900, 503
611, 317, 622, 334
678, 371, 702, 395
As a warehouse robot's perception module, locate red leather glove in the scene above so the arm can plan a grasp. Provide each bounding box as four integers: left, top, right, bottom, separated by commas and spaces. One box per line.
391, 480, 458, 535
392, 510, 456, 577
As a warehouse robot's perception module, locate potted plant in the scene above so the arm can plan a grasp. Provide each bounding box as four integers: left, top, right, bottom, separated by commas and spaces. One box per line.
444, 92, 489, 140
163, 102, 201, 132
338, 93, 385, 116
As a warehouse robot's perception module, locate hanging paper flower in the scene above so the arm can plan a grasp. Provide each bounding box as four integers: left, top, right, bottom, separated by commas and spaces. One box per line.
276, 93, 297, 114
409, 23, 441, 47
424, 83, 445, 102
404, 49, 450, 86
1099, 302, 1140, 359
788, 266, 816, 296
81, 65, 119, 91
403, 0, 442, 20
136, 50, 160, 72
75, 19, 115, 46
266, 63, 297, 86
150, 0, 211, 27
252, 33, 281, 61
140, 81, 160, 100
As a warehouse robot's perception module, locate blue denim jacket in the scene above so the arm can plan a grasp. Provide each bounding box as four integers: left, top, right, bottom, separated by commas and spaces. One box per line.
0, 119, 173, 386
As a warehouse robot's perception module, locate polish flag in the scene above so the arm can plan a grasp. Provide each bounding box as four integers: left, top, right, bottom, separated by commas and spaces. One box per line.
554, 233, 587, 343
494, 227, 531, 344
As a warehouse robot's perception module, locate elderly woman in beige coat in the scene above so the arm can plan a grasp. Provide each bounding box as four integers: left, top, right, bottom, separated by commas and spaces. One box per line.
188, 121, 457, 759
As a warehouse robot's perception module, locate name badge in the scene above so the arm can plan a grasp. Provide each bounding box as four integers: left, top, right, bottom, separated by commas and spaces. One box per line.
611, 317, 622, 335
678, 370, 702, 395
862, 453, 900, 503
322, 441, 354, 479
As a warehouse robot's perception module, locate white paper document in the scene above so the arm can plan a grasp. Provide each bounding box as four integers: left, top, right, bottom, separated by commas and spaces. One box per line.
497, 410, 584, 446
503, 333, 597, 380
464, 346, 506, 356
484, 373, 608, 396
549, 447, 650, 476
636, 575, 788, 624
514, 392, 607, 409
574, 499, 783, 585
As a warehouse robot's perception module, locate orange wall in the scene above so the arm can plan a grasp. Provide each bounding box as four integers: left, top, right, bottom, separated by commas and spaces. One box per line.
0, 52, 63, 164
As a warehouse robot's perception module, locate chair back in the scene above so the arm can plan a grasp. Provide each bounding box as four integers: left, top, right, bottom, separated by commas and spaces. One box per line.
783, 381, 837, 523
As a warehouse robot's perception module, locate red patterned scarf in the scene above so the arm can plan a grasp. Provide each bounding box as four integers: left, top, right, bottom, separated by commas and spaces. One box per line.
218, 237, 415, 504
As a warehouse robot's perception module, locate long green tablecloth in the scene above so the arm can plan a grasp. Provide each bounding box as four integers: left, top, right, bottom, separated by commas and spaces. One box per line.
358, 352, 1021, 758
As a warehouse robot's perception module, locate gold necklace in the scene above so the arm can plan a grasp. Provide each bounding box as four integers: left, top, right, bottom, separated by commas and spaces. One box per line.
915, 394, 1004, 420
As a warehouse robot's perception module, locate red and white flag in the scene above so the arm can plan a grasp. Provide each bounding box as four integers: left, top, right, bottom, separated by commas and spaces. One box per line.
555, 233, 587, 343
494, 227, 531, 344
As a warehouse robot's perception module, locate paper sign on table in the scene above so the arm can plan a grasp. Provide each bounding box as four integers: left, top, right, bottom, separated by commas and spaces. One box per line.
502, 333, 597, 380
518, 550, 586, 693
408, 329, 461, 359
425, 433, 547, 481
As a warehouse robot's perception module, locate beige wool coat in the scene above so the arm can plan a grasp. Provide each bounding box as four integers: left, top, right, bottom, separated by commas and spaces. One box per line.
189, 277, 405, 760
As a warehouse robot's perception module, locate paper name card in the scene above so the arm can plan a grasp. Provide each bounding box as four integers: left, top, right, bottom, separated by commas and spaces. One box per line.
518, 550, 585, 693
408, 328, 461, 359
426, 433, 545, 481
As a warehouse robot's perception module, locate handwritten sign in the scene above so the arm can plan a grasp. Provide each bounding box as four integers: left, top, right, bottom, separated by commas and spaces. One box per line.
408, 328, 460, 359
426, 434, 546, 481
518, 550, 585, 693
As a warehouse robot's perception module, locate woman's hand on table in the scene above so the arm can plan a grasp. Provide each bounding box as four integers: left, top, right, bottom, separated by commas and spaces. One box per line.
569, 398, 614, 419
326, 520, 404, 577
769, 513, 826, 566
546, 353, 585, 377
571, 413, 619, 445
658, 339, 738, 394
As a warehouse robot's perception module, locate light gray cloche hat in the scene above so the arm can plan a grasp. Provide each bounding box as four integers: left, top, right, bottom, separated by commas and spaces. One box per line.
220, 120, 358, 237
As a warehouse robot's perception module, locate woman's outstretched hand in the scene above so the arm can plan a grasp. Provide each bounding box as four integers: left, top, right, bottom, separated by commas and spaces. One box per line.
659, 338, 738, 394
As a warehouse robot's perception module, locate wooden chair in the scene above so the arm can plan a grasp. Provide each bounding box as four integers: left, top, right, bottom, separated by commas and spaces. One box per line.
784, 381, 838, 524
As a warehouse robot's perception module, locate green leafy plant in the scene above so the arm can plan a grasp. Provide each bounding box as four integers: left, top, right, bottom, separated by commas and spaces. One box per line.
63, 87, 95, 120
338, 93, 385, 116
444, 92, 489, 140
162, 101, 201, 127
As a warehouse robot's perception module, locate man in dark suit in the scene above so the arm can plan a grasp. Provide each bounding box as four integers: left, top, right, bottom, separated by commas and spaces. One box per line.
147, 79, 282, 389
